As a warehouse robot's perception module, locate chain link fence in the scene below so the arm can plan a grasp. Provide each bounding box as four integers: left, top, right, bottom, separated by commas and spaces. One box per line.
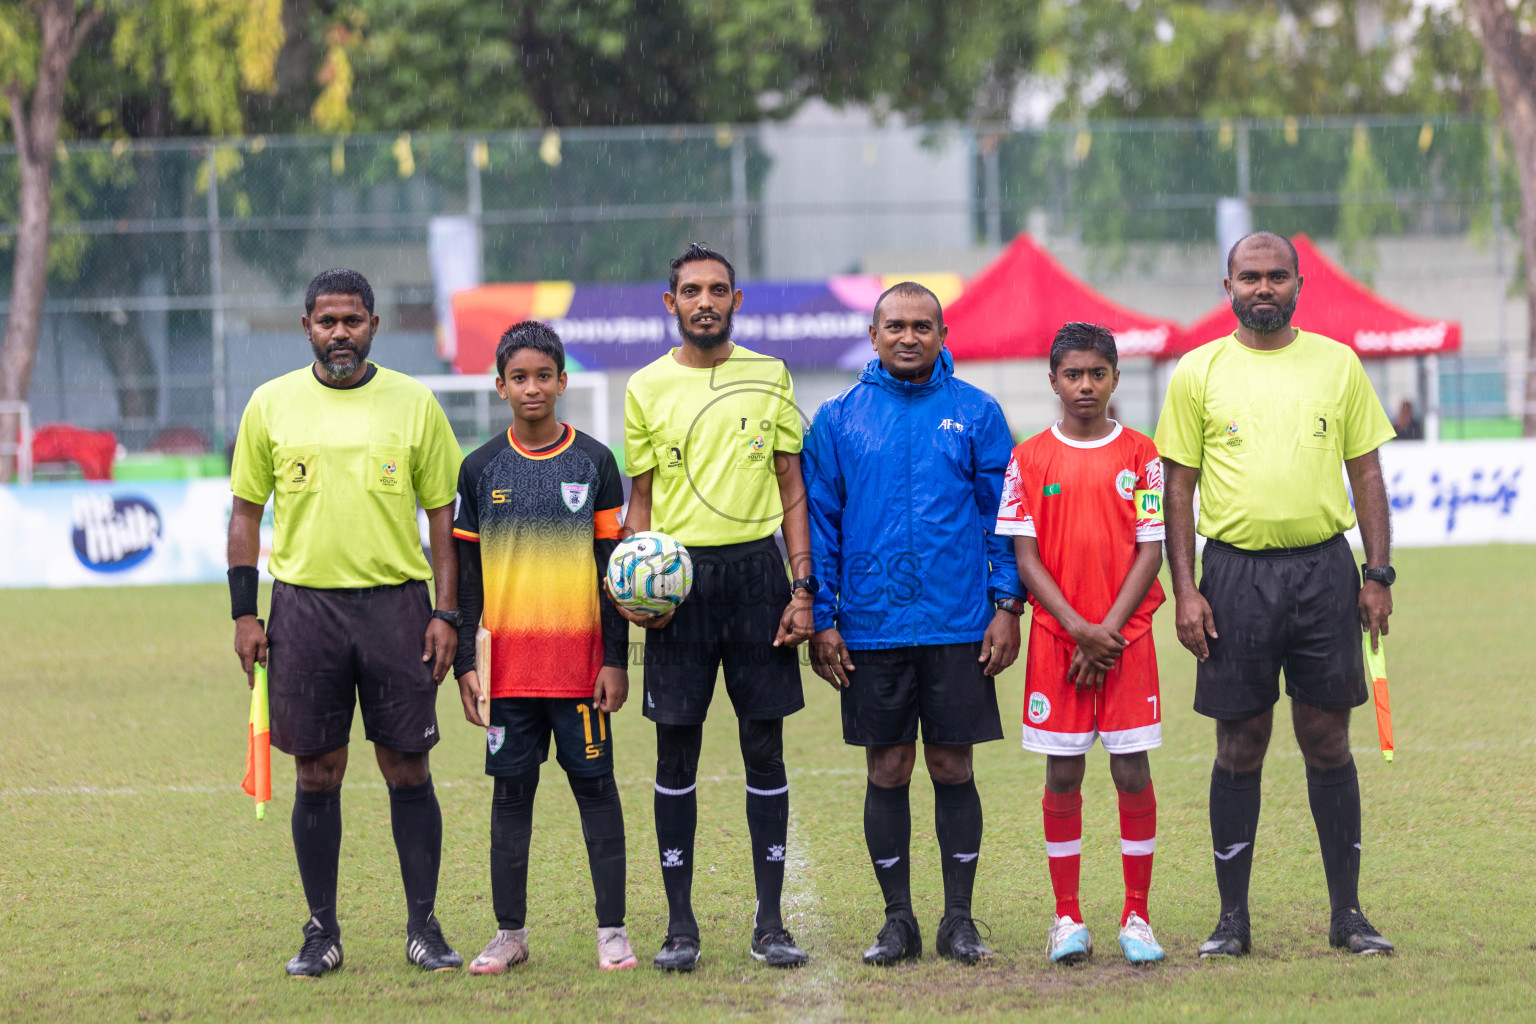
0, 114, 1523, 472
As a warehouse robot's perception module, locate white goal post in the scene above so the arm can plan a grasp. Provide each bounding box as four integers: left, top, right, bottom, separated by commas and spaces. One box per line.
415, 372, 611, 448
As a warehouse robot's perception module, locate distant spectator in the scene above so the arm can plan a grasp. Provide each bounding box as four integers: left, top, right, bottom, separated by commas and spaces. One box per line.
1393, 400, 1423, 440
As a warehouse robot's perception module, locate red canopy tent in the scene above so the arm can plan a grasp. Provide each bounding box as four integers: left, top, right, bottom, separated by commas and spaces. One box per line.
945, 233, 1183, 360
1176, 233, 1462, 357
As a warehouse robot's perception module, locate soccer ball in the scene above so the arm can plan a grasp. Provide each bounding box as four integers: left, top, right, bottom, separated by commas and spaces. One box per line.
606, 531, 693, 616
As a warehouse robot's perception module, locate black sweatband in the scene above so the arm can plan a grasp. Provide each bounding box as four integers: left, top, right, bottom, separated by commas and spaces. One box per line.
229, 565, 260, 620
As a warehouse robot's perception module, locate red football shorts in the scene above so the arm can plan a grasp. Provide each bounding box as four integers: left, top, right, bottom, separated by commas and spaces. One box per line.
1021, 617, 1161, 756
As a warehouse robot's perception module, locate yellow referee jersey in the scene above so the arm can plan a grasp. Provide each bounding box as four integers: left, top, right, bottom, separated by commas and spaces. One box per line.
231, 363, 460, 588
1154, 330, 1395, 550
624, 345, 803, 547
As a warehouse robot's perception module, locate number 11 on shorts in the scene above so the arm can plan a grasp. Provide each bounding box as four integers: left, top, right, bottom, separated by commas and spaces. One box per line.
576, 702, 607, 759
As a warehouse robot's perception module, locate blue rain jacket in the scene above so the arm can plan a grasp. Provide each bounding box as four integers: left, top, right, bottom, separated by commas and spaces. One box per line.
803, 350, 1023, 649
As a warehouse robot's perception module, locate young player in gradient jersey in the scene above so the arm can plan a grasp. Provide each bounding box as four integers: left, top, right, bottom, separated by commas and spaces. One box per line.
452, 321, 637, 975
995, 322, 1167, 966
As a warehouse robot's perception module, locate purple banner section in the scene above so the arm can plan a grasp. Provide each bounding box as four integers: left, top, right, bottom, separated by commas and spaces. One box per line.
451, 275, 956, 372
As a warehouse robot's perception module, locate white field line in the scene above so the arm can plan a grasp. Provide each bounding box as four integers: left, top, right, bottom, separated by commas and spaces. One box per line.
778, 807, 843, 1024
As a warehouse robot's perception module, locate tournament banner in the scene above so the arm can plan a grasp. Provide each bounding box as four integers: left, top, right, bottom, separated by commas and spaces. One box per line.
1342, 439, 1535, 547
448, 274, 964, 374
0, 480, 266, 589
0, 440, 1531, 588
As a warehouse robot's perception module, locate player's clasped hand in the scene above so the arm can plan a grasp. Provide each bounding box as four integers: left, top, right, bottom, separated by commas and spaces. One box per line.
233, 615, 269, 690
810, 627, 855, 689
1173, 588, 1219, 662
422, 616, 456, 684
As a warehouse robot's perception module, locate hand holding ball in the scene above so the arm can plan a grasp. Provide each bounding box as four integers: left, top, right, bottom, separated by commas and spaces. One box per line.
605, 531, 694, 622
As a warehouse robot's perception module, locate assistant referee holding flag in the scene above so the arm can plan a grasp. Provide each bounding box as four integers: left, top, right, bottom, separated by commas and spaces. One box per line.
1156, 232, 1396, 958
228, 268, 466, 977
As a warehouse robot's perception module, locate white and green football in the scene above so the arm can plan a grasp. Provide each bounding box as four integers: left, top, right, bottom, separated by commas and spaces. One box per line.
606, 531, 693, 616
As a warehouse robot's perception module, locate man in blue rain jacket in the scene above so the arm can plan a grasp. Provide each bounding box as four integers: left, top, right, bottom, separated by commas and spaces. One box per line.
803, 281, 1025, 968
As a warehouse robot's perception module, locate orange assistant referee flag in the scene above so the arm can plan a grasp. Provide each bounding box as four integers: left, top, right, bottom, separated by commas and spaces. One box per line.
1364, 637, 1394, 763
242, 663, 272, 818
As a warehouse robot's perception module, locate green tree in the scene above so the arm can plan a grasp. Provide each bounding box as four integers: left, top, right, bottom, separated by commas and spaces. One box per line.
1338, 124, 1402, 285
282, 0, 1040, 132
0, 0, 284, 476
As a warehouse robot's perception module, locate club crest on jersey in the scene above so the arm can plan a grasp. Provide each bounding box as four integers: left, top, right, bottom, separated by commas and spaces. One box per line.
486, 726, 505, 755
1114, 469, 1136, 500
560, 482, 589, 512
1027, 691, 1051, 724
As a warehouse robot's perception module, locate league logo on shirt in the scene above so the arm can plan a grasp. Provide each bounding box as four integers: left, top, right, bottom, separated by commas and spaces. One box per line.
561, 482, 590, 512
377, 458, 401, 490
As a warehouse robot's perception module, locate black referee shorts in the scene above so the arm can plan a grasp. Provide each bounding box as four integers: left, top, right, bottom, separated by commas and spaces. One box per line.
1194, 534, 1368, 721
266, 579, 440, 757
839, 641, 1004, 748
641, 536, 804, 726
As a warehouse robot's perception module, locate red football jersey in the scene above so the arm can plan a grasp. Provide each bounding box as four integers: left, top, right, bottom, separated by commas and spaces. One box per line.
996, 422, 1166, 644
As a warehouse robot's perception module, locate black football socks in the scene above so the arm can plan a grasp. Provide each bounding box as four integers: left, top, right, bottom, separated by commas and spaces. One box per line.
932, 776, 983, 919
388, 776, 443, 933
489, 769, 538, 931
1209, 764, 1262, 915
741, 718, 789, 935
1306, 758, 1362, 914
292, 783, 343, 937
654, 724, 702, 940
864, 780, 913, 918
568, 771, 627, 929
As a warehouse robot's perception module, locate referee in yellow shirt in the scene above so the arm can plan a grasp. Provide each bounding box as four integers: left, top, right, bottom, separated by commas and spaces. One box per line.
620, 243, 814, 972
227, 269, 465, 977
1155, 233, 1396, 958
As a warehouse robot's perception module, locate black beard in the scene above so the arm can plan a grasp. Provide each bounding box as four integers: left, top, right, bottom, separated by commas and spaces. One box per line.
677, 309, 732, 350
310, 334, 372, 379
1231, 293, 1297, 334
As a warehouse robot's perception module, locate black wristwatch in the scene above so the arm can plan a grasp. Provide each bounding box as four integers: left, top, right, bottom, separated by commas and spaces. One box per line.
790, 575, 819, 597
1361, 564, 1396, 587
431, 608, 463, 628
995, 596, 1026, 615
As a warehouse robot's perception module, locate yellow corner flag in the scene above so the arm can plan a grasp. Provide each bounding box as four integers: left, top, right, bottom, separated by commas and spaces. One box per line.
242, 663, 272, 818
1363, 638, 1394, 763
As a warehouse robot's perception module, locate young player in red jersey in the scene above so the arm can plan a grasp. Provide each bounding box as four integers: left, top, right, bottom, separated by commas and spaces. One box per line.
995, 322, 1167, 965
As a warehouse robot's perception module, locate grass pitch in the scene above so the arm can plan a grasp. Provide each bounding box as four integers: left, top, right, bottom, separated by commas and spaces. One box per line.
3, 545, 1535, 1022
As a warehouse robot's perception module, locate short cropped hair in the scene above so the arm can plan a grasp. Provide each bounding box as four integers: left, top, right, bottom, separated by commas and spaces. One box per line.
1226, 231, 1299, 276
1049, 321, 1118, 372
495, 320, 566, 378
872, 281, 944, 326
668, 242, 736, 293
305, 268, 375, 315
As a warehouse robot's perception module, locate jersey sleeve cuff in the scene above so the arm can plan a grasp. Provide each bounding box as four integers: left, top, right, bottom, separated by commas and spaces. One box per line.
1135, 525, 1167, 542
452, 528, 480, 542
230, 484, 271, 506
994, 519, 1035, 537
